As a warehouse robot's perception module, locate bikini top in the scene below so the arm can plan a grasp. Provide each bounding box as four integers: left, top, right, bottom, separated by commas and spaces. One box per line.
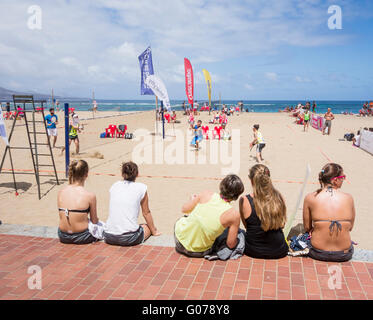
58, 207, 90, 225
313, 219, 351, 233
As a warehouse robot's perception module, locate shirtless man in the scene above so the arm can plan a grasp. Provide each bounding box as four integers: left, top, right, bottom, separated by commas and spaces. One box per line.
323, 108, 335, 135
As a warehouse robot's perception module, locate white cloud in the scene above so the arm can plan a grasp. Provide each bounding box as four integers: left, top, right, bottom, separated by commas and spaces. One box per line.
0, 0, 360, 98
265, 72, 278, 81
245, 84, 254, 91
295, 76, 312, 83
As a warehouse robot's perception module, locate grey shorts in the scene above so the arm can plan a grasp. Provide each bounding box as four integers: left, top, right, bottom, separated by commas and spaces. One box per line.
174, 221, 212, 258
103, 226, 144, 247
324, 120, 332, 128
256, 143, 266, 152
308, 245, 354, 262
58, 228, 98, 245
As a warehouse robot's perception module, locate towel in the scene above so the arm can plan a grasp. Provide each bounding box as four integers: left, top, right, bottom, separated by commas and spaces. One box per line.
204, 228, 246, 261
88, 220, 106, 240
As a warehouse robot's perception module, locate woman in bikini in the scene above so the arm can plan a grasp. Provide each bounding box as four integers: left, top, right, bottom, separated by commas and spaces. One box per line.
303, 163, 356, 262
57, 160, 99, 244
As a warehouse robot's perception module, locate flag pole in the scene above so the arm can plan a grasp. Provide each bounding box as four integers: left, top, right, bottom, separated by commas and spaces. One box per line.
155, 96, 159, 135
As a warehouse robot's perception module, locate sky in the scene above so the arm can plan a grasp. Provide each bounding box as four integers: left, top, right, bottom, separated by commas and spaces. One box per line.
0, 0, 372, 100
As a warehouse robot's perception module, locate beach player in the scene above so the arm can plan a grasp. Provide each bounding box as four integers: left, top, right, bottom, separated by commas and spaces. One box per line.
191, 120, 203, 150
68, 113, 80, 154
303, 108, 310, 132
250, 124, 266, 163
45, 108, 58, 148
323, 108, 335, 135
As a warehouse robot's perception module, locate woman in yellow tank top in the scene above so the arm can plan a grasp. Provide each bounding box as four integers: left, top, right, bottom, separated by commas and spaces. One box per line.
174, 174, 244, 258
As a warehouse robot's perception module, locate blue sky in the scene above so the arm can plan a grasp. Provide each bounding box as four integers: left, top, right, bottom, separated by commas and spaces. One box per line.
0, 0, 372, 100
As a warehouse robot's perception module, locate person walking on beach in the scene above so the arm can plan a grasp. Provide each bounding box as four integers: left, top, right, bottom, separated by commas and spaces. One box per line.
250, 124, 265, 163
323, 108, 335, 135
45, 108, 58, 148
312, 101, 317, 113
303, 108, 310, 132
303, 163, 355, 262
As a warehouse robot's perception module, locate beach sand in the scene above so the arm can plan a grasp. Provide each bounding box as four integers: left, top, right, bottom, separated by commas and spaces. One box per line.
0, 109, 372, 249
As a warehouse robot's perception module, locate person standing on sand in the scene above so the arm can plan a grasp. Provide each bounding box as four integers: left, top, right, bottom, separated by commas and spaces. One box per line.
323, 108, 335, 135
250, 124, 265, 163
303, 108, 310, 132
312, 101, 317, 113
45, 108, 58, 148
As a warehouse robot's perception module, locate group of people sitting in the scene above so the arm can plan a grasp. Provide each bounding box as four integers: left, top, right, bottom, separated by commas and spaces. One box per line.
359, 102, 373, 117
58, 160, 356, 263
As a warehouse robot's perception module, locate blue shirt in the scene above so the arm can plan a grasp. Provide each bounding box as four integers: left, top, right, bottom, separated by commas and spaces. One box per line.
45, 114, 58, 129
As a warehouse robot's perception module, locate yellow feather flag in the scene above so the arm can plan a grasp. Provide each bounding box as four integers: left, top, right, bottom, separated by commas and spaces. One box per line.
202, 69, 212, 108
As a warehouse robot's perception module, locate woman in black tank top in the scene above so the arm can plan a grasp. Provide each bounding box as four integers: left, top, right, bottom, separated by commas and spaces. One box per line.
239, 165, 288, 259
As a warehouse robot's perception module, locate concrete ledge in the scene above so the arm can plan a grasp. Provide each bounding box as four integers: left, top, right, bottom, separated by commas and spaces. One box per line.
1, 223, 372, 262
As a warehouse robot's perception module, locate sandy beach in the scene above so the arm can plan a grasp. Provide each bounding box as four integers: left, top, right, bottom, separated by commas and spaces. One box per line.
0, 110, 372, 249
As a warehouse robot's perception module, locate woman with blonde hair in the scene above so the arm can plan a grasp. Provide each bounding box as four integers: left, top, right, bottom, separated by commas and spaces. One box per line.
303, 163, 355, 262
239, 164, 288, 259
57, 160, 100, 244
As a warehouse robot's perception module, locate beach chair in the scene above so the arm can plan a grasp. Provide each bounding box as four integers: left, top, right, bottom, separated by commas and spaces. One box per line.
105, 124, 118, 138
202, 126, 209, 140
164, 113, 171, 123
213, 126, 222, 140
116, 124, 127, 138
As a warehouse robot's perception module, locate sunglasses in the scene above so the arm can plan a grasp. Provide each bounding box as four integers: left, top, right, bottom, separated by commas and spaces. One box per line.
331, 175, 346, 181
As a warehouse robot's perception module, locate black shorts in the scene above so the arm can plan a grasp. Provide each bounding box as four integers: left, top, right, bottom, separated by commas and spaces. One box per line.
308, 245, 353, 262
256, 143, 266, 152
103, 226, 144, 246
58, 228, 97, 245
69, 136, 79, 141
304, 119, 309, 123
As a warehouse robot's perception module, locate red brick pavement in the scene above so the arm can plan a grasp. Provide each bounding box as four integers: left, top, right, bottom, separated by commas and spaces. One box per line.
0, 234, 372, 300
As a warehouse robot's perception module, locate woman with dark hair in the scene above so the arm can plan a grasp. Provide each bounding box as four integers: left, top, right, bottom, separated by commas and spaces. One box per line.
57, 160, 100, 244
174, 174, 244, 258
104, 161, 160, 246
239, 164, 288, 259
303, 163, 355, 262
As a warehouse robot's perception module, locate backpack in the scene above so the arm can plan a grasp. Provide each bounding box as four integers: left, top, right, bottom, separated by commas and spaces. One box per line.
100, 132, 107, 138
344, 133, 354, 141
125, 133, 133, 139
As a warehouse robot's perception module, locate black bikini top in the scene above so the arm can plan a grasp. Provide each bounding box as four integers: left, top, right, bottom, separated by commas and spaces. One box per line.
58, 207, 90, 225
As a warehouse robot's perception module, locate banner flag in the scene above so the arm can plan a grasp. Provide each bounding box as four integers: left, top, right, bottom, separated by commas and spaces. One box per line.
138, 46, 155, 95
202, 69, 212, 107
184, 58, 194, 108
145, 75, 171, 111
0, 108, 9, 145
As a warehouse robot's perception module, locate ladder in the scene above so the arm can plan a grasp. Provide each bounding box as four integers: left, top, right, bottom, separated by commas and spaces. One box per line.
0, 95, 59, 199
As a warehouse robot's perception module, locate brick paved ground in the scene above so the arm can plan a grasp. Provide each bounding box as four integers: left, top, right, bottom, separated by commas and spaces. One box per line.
0, 234, 372, 300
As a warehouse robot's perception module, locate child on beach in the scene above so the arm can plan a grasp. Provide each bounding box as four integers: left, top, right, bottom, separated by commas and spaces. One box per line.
249, 124, 265, 163
190, 120, 203, 150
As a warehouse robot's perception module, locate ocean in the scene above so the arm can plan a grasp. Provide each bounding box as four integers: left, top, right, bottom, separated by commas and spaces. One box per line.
56, 100, 367, 114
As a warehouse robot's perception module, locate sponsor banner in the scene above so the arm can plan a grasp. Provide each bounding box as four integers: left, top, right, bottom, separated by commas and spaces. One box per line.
360, 129, 373, 155
202, 69, 212, 107
0, 108, 9, 145
145, 75, 171, 111
184, 58, 194, 107
311, 114, 324, 131
138, 46, 155, 95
